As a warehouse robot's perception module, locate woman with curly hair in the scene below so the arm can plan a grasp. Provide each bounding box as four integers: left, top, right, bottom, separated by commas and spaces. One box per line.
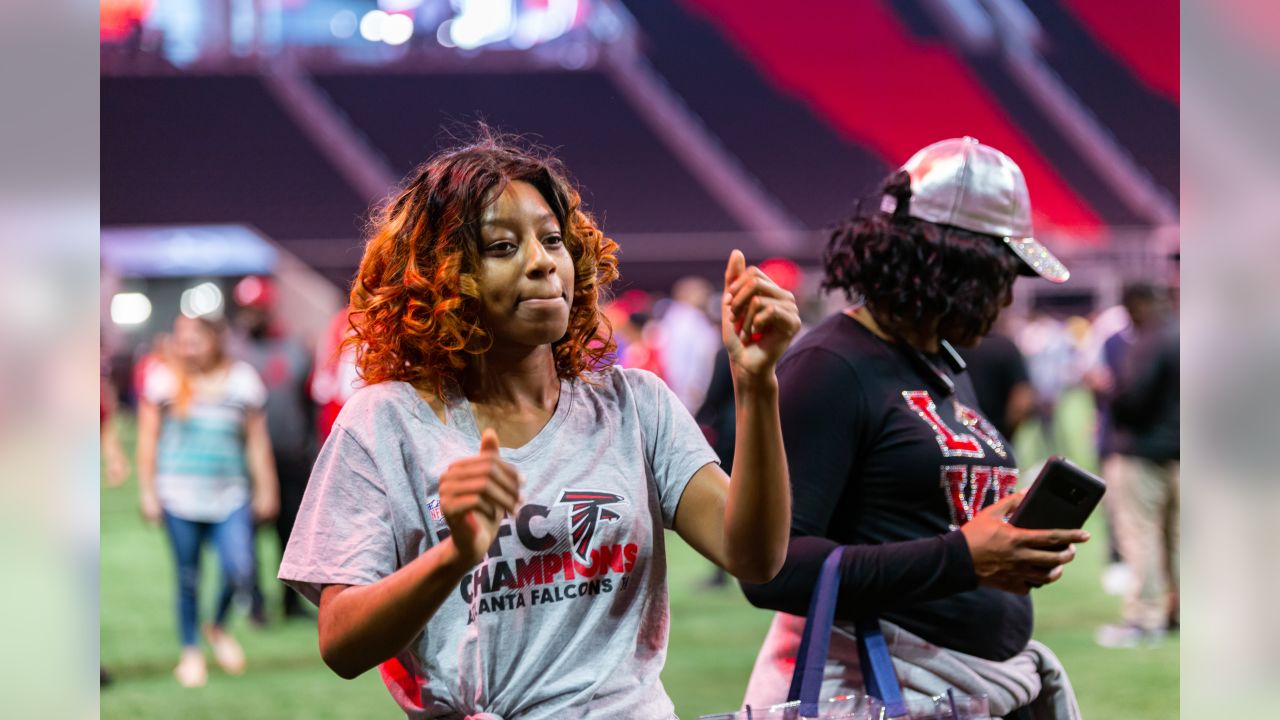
740, 138, 1089, 719
278, 135, 799, 718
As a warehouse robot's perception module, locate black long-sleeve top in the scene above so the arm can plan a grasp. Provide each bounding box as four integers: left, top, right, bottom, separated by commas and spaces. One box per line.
1111, 318, 1179, 463
741, 313, 1032, 661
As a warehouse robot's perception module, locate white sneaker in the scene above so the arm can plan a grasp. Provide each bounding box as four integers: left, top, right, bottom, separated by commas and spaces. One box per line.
203, 624, 247, 675
1101, 562, 1133, 596
174, 649, 207, 688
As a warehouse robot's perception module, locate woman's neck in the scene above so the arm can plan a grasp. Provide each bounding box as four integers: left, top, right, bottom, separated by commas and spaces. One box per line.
462, 344, 561, 411
844, 305, 940, 353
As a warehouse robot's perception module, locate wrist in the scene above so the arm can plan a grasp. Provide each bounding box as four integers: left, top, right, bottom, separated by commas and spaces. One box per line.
731, 370, 778, 396
438, 536, 480, 573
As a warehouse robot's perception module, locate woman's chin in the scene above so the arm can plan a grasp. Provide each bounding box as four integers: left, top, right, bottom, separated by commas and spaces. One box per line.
497, 323, 571, 351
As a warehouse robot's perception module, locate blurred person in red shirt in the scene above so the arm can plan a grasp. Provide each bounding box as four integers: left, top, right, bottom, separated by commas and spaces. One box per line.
311, 307, 362, 446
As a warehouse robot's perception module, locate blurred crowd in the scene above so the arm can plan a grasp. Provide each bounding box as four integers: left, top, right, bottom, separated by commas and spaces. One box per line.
101, 262, 1179, 687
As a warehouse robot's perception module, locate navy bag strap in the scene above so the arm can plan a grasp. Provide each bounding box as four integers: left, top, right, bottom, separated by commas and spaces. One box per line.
786, 548, 909, 718
855, 616, 907, 717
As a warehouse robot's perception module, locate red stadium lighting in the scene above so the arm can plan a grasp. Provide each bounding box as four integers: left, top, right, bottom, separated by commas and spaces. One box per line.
100, 0, 153, 42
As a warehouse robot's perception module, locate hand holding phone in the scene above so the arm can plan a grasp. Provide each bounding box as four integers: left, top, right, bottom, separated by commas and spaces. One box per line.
961, 457, 1101, 594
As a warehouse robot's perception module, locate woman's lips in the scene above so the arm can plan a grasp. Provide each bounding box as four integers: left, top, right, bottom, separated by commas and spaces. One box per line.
517, 296, 565, 308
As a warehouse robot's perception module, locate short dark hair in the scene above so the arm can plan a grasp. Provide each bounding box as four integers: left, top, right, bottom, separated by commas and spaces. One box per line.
822, 171, 1022, 347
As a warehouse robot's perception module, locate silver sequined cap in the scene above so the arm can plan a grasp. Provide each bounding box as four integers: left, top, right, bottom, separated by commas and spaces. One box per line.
880, 136, 1070, 283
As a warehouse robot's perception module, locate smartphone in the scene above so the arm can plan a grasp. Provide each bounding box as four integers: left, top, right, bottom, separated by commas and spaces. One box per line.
1008, 456, 1106, 549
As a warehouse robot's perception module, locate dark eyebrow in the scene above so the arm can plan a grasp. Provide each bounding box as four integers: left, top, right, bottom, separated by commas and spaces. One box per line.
481, 212, 559, 231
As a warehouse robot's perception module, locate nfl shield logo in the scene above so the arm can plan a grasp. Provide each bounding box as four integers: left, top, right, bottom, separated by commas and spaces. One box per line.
427, 499, 443, 523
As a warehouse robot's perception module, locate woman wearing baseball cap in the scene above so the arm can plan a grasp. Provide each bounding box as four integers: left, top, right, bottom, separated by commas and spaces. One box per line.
740, 138, 1086, 719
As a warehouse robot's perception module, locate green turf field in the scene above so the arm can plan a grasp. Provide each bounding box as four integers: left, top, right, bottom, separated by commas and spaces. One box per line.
101, 389, 1177, 718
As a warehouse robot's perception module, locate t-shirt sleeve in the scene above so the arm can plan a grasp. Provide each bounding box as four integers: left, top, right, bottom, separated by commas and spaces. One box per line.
277, 426, 397, 605
142, 364, 176, 406
624, 368, 720, 529
231, 362, 268, 410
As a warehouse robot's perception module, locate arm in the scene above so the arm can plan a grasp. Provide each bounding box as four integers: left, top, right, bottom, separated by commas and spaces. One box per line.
743, 494, 1086, 616
244, 408, 280, 523
313, 428, 519, 679
318, 543, 470, 679
674, 251, 799, 584
743, 532, 976, 617
136, 400, 162, 523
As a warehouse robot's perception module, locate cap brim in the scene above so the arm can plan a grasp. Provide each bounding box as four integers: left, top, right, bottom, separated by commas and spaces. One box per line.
1004, 236, 1069, 283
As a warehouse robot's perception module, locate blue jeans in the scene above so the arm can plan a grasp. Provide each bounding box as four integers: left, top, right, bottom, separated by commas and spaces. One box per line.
163, 503, 256, 648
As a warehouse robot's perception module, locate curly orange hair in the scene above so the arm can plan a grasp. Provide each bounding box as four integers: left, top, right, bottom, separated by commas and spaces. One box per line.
345, 136, 619, 394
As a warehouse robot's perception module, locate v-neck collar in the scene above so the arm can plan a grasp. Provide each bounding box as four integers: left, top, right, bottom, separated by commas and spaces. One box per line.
434, 377, 575, 463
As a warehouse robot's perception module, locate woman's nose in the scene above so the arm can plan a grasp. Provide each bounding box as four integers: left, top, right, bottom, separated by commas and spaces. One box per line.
524, 238, 555, 277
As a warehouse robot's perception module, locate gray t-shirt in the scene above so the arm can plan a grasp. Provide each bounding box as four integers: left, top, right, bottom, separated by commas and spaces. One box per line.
279, 366, 718, 719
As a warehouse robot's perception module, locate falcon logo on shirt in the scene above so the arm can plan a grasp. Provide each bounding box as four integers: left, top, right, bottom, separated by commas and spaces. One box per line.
557, 490, 625, 562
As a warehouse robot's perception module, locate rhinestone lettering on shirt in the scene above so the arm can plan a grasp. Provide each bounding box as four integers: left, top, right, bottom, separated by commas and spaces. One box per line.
941, 464, 1021, 528
902, 390, 985, 458
954, 402, 1008, 459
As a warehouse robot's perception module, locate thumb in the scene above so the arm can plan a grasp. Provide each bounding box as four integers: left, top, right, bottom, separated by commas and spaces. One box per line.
724, 249, 746, 290
986, 488, 1026, 517
480, 428, 500, 455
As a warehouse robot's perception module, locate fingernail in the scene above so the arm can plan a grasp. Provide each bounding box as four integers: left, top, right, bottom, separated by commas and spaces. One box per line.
723, 292, 732, 303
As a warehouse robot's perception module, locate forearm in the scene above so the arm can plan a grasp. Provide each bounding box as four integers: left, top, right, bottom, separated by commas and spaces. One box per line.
724, 372, 790, 583
320, 539, 471, 678
248, 442, 278, 501
741, 533, 977, 617
137, 445, 156, 495
135, 405, 159, 496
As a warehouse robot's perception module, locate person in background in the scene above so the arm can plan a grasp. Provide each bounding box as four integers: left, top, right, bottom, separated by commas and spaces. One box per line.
656, 276, 720, 413
957, 327, 1036, 442
100, 352, 129, 688
1017, 308, 1076, 454
311, 307, 361, 446
1095, 283, 1180, 648
230, 275, 317, 620
101, 374, 131, 489
607, 290, 665, 377
741, 138, 1089, 719
137, 312, 279, 687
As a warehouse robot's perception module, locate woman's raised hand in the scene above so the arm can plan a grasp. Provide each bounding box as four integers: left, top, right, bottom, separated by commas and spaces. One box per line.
439, 428, 522, 567
721, 249, 802, 380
